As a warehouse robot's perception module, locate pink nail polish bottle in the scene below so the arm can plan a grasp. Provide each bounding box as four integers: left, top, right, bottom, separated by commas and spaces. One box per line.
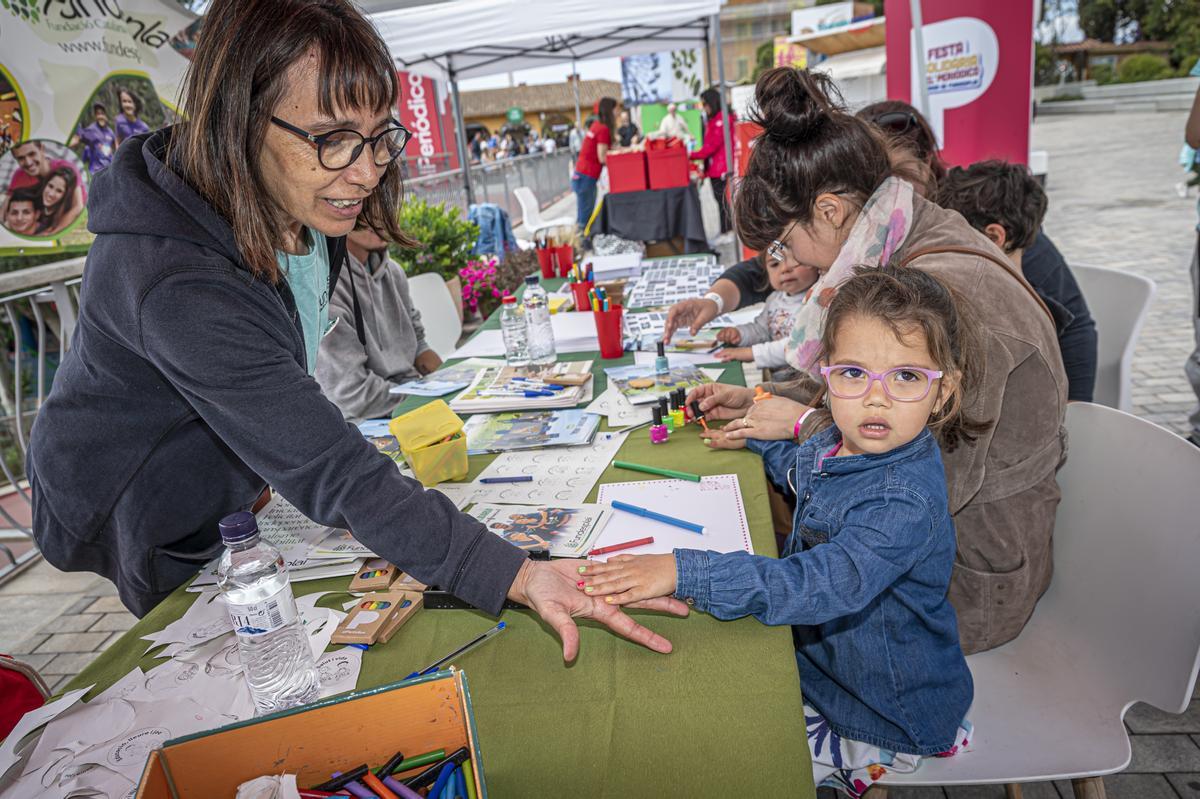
650, 407, 669, 444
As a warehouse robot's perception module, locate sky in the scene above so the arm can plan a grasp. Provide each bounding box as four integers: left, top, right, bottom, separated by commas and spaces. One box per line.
460, 57, 624, 91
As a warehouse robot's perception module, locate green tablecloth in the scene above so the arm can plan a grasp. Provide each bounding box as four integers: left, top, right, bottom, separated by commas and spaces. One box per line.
66, 293, 815, 798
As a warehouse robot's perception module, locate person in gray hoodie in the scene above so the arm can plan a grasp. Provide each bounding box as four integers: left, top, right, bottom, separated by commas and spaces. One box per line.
315, 221, 442, 423
26, 0, 686, 661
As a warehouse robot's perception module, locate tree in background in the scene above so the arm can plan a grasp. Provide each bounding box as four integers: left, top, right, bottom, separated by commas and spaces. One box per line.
1077, 0, 1200, 67
751, 40, 774, 83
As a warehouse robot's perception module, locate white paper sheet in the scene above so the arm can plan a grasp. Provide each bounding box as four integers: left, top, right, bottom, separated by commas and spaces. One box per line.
316, 646, 363, 699
594, 474, 754, 559
449, 330, 507, 358
583, 386, 653, 429
0, 688, 90, 780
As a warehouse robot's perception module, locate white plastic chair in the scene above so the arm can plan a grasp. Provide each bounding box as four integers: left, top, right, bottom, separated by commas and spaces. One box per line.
1071, 264, 1155, 411
406, 273, 462, 360
876, 403, 1200, 799
513, 186, 574, 238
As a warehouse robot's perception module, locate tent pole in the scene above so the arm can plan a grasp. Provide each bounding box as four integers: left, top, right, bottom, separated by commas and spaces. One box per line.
447, 60, 475, 207
711, 14, 737, 251
572, 60, 581, 129
910, 0, 932, 123
704, 17, 714, 87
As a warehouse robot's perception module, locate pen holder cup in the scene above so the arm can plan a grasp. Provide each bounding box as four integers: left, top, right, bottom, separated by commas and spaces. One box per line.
592, 303, 625, 359
537, 247, 554, 278
569, 280, 595, 312
389, 400, 468, 486
536, 247, 555, 278
555, 245, 575, 278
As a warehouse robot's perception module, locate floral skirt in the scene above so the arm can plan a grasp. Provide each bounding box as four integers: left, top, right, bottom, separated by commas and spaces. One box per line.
806, 704, 974, 797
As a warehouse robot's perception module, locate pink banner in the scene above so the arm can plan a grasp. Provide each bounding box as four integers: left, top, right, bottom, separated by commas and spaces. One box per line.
884, 0, 1034, 167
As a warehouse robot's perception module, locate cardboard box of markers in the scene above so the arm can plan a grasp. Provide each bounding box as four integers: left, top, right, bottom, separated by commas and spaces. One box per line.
134, 669, 488, 798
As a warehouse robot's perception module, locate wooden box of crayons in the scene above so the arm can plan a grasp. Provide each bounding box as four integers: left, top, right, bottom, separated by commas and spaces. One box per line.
135, 670, 487, 798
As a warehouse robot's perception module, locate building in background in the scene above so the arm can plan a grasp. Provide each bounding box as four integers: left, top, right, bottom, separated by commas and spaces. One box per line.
1052, 39, 1172, 82
460, 78, 622, 141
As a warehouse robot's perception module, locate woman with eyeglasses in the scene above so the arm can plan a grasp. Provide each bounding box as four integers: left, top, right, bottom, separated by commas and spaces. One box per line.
679, 68, 1068, 656
27, 0, 687, 659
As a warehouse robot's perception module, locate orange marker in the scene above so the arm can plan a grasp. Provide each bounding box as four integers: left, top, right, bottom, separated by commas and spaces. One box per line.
753, 386, 773, 403
361, 772, 399, 799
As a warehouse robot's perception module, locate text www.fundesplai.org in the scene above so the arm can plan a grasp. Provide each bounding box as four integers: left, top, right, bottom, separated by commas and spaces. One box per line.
57, 37, 142, 64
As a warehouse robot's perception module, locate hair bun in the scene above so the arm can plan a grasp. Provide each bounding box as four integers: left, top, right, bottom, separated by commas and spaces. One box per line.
752, 67, 842, 144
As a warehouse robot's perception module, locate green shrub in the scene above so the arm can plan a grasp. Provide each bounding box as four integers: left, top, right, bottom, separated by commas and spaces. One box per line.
389, 199, 479, 282
1090, 62, 1115, 85
1116, 54, 1173, 84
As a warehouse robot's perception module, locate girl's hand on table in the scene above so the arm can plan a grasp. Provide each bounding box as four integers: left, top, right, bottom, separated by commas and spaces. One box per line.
508, 559, 690, 660
699, 426, 747, 449
577, 554, 678, 605
663, 297, 720, 342
714, 346, 753, 363
716, 327, 742, 345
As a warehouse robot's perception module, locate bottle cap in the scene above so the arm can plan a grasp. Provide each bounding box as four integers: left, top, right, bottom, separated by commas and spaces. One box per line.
524, 275, 539, 285
502, 295, 516, 304
652, 406, 663, 426
657, 341, 665, 357
658, 397, 669, 416
219, 511, 259, 544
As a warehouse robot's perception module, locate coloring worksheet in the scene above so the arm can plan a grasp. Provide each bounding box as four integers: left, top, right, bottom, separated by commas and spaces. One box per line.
594, 474, 754, 559
437, 431, 629, 506
623, 260, 725, 309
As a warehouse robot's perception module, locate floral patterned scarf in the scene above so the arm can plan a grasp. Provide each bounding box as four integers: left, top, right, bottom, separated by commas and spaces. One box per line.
784, 177, 915, 374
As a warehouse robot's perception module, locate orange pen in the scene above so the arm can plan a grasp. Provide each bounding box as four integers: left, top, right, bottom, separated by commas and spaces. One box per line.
360, 772, 399, 799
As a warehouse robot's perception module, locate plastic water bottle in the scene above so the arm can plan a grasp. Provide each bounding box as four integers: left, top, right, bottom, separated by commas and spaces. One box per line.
499, 295, 530, 367
522, 275, 556, 366
216, 511, 320, 715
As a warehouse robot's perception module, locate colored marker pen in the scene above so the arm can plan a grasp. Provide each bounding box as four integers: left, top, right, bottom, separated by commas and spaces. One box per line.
649, 407, 668, 444
655, 340, 669, 376
658, 397, 672, 432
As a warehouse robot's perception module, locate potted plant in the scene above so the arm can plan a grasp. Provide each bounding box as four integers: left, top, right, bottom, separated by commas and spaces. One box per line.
459, 256, 510, 321
390, 199, 480, 321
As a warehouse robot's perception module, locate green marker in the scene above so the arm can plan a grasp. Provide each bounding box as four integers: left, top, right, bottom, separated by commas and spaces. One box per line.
385, 748, 448, 775
613, 460, 702, 482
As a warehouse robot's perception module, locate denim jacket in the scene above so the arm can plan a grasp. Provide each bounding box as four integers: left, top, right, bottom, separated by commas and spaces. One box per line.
674, 427, 973, 755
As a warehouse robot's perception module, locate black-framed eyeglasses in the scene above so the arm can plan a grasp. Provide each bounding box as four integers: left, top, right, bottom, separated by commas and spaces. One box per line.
269, 116, 412, 170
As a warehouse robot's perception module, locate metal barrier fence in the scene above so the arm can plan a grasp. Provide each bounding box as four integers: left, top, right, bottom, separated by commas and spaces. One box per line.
406, 150, 574, 224
0, 256, 85, 584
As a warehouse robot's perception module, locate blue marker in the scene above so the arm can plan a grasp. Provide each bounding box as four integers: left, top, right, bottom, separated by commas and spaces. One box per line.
405, 621, 507, 679
609, 500, 705, 534
479, 475, 534, 484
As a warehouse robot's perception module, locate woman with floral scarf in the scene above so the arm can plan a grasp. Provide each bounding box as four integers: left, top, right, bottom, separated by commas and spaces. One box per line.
690, 68, 1068, 659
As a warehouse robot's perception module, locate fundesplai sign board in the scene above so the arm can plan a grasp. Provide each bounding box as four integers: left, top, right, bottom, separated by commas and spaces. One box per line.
0, 0, 197, 253
396, 70, 459, 177
884, 0, 1034, 167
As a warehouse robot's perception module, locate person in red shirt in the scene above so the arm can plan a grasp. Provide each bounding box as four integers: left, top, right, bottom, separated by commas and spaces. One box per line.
571, 96, 617, 229
691, 88, 734, 242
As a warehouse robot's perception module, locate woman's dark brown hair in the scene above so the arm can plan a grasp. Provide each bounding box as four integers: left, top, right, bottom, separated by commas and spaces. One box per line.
807, 266, 992, 452
168, 0, 412, 283
40, 166, 77, 233
596, 97, 618, 135
734, 68, 895, 252
857, 99, 947, 196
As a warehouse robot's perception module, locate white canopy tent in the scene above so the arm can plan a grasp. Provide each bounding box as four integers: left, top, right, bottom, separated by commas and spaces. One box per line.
368, 0, 732, 208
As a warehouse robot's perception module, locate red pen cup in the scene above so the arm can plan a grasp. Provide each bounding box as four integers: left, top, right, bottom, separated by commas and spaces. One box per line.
536, 248, 555, 278
569, 280, 594, 312
555, 245, 575, 278
592, 303, 624, 359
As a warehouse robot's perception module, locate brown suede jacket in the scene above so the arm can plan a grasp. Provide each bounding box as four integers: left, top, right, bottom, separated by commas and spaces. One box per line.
765, 195, 1069, 654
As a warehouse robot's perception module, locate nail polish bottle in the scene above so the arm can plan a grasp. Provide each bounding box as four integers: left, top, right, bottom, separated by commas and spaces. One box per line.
659, 397, 673, 432
655, 341, 669, 376
670, 390, 686, 429
650, 407, 669, 444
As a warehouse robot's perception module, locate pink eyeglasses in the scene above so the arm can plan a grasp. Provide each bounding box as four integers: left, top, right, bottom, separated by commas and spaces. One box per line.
819, 365, 944, 402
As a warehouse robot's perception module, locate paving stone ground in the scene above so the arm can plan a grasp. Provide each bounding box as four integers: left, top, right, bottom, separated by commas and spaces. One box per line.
2, 110, 1198, 796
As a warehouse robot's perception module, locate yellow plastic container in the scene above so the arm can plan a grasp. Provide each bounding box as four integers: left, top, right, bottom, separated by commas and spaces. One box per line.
388, 400, 469, 486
